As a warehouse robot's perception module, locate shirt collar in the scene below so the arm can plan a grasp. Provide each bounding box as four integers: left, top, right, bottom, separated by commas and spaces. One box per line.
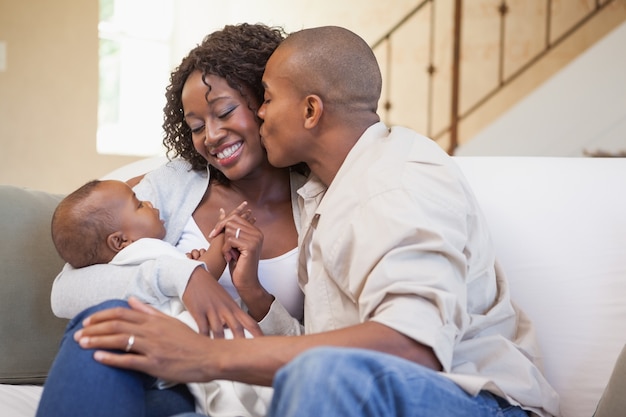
297, 122, 389, 215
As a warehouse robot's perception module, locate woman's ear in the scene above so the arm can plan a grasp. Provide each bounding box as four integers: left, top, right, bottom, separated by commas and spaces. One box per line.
303, 94, 323, 129
106, 231, 129, 253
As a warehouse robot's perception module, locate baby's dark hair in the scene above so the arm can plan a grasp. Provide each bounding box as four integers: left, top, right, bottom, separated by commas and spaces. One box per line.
162, 23, 287, 183
51, 180, 117, 268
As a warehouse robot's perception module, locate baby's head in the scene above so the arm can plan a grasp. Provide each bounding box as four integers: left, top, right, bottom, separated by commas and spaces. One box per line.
51, 179, 165, 268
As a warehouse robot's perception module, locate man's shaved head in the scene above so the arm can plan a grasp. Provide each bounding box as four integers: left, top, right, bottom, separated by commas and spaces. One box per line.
275, 26, 382, 114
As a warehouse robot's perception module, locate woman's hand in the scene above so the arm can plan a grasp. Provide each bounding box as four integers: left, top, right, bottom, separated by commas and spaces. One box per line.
74, 297, 221, 383
182, 266, 262, 338
211, 205, 275, 321
192, 202, 255, 267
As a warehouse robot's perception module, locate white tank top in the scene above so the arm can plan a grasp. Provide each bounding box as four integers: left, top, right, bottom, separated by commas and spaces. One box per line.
176, 217, 303, 321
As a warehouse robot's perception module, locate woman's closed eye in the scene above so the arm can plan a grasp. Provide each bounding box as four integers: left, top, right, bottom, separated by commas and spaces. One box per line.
217, 106, 237, 119
190, 124, 205, 134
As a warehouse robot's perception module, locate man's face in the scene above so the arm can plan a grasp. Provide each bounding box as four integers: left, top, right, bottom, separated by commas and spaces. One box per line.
258, 47, 306, 168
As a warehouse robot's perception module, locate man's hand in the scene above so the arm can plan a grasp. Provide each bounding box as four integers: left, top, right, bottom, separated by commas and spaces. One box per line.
182, 266, 262, 338
75, 297, 222, 383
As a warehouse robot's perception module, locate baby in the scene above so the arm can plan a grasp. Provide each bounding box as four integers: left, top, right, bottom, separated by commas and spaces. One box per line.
51, 178, 228, 274
51, 179, 271, 417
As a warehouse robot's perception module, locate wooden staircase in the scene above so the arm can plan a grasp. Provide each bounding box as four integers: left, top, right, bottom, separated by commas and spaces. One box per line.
371, 0, 626, 154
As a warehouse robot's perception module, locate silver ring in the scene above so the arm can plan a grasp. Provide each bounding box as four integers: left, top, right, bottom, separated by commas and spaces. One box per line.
125, 334, 135, 352
235, 228, 241, 239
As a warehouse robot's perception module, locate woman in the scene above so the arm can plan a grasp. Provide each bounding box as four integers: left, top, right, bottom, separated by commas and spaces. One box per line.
38, 23, 305, 417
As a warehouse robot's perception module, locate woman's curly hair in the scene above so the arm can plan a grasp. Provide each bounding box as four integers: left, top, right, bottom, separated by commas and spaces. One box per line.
162, 23, 287, 183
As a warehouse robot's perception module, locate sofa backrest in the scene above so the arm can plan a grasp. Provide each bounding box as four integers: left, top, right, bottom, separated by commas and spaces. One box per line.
454, 157, 626, 417
0, 186, 67, 384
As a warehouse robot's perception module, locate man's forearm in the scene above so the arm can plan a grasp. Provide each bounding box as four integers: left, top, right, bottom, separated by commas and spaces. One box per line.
209, 321, 441, 386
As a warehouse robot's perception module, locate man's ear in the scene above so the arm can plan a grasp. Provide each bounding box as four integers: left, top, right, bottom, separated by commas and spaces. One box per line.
303, 94, 323, 129
106, 231, 129, 253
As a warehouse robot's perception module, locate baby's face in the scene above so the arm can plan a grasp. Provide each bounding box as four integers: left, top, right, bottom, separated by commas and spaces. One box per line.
100, 180, 166, 241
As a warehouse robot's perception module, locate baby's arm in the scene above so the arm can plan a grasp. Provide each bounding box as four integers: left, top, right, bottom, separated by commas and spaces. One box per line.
186, 202, 254, 280
51, 257, 198, 319
186, 233, 227, 280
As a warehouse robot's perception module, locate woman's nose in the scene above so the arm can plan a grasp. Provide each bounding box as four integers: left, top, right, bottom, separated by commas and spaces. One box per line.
204, 121, 226, 145
144, 201, 154, 209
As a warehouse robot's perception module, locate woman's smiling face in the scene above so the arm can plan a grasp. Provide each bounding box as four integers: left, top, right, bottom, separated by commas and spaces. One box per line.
182, 70, 265, 180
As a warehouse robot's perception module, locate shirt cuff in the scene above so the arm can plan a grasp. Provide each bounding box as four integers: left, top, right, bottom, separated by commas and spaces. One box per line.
258, 299, 304, 336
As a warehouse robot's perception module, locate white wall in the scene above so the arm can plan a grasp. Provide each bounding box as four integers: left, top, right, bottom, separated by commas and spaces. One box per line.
456, 21, 626, 157
170, 0, 419, 62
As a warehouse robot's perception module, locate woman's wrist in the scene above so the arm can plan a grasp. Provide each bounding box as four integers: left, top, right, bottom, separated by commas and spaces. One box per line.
238, 285, 275, 321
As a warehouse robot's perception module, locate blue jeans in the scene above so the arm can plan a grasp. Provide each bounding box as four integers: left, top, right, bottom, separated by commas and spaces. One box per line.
36, 300, 195, 417
172, 347, 529, 417
265, 346, 529, 417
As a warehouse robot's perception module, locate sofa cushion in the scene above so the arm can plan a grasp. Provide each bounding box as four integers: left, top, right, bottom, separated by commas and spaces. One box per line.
0, 186, 68, 384
455, 157, 626, 417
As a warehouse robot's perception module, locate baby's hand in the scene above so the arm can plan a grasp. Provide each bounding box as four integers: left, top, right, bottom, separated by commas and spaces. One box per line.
186, 248, 207, 260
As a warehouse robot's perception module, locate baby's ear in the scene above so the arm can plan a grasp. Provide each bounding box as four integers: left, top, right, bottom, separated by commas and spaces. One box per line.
106, 231, 129, 253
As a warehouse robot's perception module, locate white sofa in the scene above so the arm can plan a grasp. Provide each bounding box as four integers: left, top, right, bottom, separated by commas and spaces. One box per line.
1, 156, 625, 417
455, 157, 626, 417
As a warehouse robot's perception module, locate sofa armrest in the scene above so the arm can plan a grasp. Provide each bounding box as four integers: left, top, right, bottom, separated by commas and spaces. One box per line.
594, 345, 626, 417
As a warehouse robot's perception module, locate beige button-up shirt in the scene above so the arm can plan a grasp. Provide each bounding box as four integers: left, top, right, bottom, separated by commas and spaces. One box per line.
296, 122, 559, 417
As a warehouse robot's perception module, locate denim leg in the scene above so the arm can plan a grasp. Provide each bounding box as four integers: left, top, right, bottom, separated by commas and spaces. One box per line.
36, 300, 195, 417
146, 383, 196, 417
268, 346, 529, 417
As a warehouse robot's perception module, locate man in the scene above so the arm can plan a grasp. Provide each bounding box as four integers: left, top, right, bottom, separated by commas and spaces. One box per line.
76, 26, 559, 416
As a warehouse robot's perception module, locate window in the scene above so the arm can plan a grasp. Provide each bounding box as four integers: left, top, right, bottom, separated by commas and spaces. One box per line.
97, 0, 174, 156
